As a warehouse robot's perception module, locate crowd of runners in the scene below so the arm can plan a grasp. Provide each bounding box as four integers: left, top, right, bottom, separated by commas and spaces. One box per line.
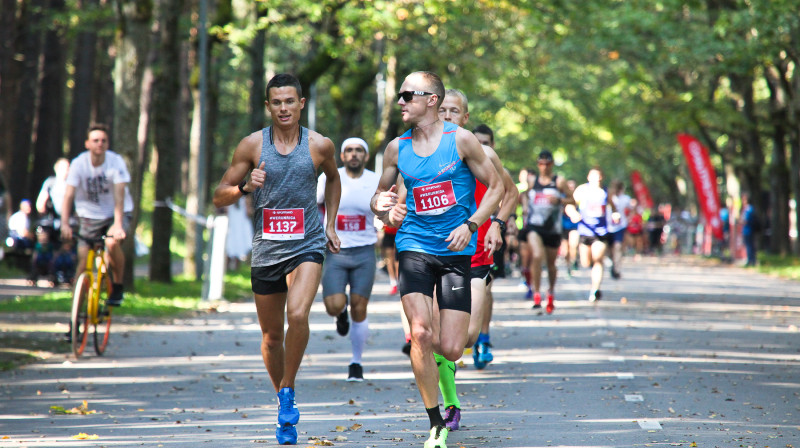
210, 71, 660, 447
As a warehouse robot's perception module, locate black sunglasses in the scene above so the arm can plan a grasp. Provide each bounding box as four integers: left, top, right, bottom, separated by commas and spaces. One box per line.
397, 90, 434, 102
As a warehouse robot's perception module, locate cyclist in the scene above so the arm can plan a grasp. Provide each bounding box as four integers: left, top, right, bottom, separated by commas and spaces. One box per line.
61, 124, 133, 307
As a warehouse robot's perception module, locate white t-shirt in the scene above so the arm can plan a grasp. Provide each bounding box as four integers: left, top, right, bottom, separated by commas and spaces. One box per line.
8, 211, 30, 236
607, 193, 632, 233
317, 167, 379, 248
66, 150, 134, 219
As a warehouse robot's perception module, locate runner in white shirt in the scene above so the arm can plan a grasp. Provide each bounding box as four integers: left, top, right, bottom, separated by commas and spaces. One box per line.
606, 180, 631, 279
61, 124, 134, 306
316, 137, 380, 382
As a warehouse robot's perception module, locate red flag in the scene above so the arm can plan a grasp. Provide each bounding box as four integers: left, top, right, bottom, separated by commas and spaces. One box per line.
677, 134, 723, 240
630, 170, 654, 210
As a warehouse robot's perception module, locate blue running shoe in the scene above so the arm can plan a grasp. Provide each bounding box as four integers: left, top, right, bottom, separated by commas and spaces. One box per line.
276, 423, 297, 445
478, 341, 494, 365
277, 387, 300, 426
472, 342, 486, 369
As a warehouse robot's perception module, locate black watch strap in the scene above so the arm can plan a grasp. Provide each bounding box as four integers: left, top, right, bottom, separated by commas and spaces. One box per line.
238, 179, 250, 195
492, 217, 507, 233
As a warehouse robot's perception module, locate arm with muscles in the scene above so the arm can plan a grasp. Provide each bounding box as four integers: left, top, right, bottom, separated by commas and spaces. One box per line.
447, 129, 502, 252
107, 182, 127, 239
60, 185, 77, 240
212, 132, 262, 209
370, 139, 401, 220
385, 179, 408, 228
315, 137, 341, 254
482, 146, 517, 256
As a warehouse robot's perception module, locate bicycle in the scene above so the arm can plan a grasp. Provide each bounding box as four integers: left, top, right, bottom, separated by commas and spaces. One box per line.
70, 235, 114, 358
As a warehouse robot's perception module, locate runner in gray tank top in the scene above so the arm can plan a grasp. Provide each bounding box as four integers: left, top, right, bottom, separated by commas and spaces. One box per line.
212, 73, 341, 446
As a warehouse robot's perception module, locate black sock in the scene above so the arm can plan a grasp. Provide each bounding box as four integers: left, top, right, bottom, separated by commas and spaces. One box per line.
426, 405, 445, 429
113, 283, 124, 294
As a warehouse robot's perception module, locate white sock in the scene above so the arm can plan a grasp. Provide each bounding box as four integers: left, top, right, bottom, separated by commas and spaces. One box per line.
350, 318, 369, 365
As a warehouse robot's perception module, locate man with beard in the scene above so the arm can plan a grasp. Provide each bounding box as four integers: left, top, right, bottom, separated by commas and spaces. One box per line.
317, 137, 380, 382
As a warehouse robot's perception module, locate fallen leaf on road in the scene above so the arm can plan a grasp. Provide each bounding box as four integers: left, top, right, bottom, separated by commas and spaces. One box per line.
335, 426, 346, 432
71, 433, 99, 440
50, 401, 96, 415
349, 423, 362, 431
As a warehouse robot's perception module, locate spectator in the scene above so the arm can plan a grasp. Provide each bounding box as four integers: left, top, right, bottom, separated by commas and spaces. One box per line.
52, 238, 76, 285
29, 228, 54, 284
8, 199, 34, 249
741, 192, 759, 267
36, 158, 71, 241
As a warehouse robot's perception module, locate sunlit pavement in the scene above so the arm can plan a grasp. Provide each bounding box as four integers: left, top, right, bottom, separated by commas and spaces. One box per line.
1, 254, 798, 447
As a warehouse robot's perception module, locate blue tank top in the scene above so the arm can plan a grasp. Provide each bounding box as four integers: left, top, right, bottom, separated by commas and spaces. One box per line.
396, 121, 477, 256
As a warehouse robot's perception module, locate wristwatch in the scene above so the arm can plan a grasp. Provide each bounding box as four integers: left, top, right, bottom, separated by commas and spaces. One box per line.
464, 219, 478, 233
238, 179, 250, 195
491, 217, 507, 233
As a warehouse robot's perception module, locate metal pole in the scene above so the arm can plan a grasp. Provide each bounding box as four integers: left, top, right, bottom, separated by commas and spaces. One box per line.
195, 0, 209, 279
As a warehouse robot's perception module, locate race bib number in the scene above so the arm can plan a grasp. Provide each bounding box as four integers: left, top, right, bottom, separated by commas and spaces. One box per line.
586, 204, 606, 218
262, 208, 305, 240
337, 214, 366, 232
412, 181, 456, 216
533, 192, 552, 206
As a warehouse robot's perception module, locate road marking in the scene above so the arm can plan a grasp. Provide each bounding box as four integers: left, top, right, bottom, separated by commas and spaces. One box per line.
609, 356, 626, 362
637, 419, 662, 430
617, 372, 634, 379
601, 342, 616, 348
625, 394, 644, 402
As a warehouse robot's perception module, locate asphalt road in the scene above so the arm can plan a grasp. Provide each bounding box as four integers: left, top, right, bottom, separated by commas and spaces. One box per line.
1, 254, 798, 447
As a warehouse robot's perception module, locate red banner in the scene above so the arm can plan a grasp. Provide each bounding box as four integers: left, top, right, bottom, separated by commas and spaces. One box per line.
677, 134, 723, 240
630, 170, 654, 210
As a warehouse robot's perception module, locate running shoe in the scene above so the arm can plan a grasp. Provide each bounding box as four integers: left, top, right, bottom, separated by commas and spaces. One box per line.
277, 387, 300, 426
472, 342, 486, 369
524, 287, 533, 300
423, 425, 448, 448
389, 284, 398, 295
443, 405, 461, 431
532, 291, 542, 310
546, 293, 555, 314
589, 290, 602, 302
402, 340, 412, 357
336, 308, 349, 336
477, 341, 493, 365
275, 423, 297, 445
347, 363, 364, 382
611, 269, 621, 279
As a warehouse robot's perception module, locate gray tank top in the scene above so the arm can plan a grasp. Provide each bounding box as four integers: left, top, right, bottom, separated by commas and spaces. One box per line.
250, 126, 326, 267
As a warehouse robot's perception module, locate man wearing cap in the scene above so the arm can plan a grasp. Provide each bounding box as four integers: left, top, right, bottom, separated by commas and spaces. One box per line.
317, 137, 380, 382
522, 150, 572, 314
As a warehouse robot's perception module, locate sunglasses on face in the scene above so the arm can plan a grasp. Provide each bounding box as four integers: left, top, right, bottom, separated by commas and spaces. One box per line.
397, 90, 434, 102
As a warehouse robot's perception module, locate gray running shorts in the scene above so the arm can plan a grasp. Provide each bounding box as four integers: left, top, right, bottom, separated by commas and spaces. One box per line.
77, 214, 132, 247
321, 245, 377, 299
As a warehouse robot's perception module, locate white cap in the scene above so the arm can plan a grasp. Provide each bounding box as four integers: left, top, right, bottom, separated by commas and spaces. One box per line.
341, 137, 369, 155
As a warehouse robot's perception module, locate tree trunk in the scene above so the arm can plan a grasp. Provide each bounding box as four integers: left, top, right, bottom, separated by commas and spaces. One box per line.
10, 0, 45, 206
149, 0, 183, 283
765, 65, 791, 254
0, 0, 21, 170
68, 0, 99, 158
30, 0, 68, 203
248, 4, 266, 132
113, 0, 153, 289
89, 31, 115, 150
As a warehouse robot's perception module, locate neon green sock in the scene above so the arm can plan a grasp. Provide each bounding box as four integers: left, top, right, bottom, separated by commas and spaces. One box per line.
434, 353, 460, 409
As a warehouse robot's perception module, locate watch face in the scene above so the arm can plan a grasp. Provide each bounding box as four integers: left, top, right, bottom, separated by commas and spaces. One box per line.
468, 221, 478, 233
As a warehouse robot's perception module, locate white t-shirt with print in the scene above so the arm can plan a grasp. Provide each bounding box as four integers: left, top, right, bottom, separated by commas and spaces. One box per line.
66, 150, 134, 220
317, 167, 379, 248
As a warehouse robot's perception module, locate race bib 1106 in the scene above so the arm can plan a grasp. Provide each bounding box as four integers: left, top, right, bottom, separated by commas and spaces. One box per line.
412, 181, 456, 216
262, 208, 305, 240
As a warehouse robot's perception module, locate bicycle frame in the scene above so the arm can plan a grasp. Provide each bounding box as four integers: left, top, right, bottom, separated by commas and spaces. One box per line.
84, 244, 107, 326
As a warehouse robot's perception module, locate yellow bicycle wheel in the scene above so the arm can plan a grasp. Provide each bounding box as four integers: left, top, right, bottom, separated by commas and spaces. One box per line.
70, 273, 91, 358
94, 268, 113, 356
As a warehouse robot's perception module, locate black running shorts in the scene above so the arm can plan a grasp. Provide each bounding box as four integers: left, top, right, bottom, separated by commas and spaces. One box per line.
524, 224, 562, 249
251, 252, 324, 295
397, 251, 471, 313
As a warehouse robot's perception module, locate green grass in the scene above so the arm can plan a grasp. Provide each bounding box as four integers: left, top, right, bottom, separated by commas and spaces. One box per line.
756, 253, 800, 280
0, 264, 253, 316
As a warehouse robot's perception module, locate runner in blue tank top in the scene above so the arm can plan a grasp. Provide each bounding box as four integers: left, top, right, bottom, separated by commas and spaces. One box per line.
370, 71, 503, 448
212, 74, 341, 445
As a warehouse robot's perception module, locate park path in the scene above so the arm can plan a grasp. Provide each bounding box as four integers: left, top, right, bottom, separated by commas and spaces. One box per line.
1, 254, 799, 447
